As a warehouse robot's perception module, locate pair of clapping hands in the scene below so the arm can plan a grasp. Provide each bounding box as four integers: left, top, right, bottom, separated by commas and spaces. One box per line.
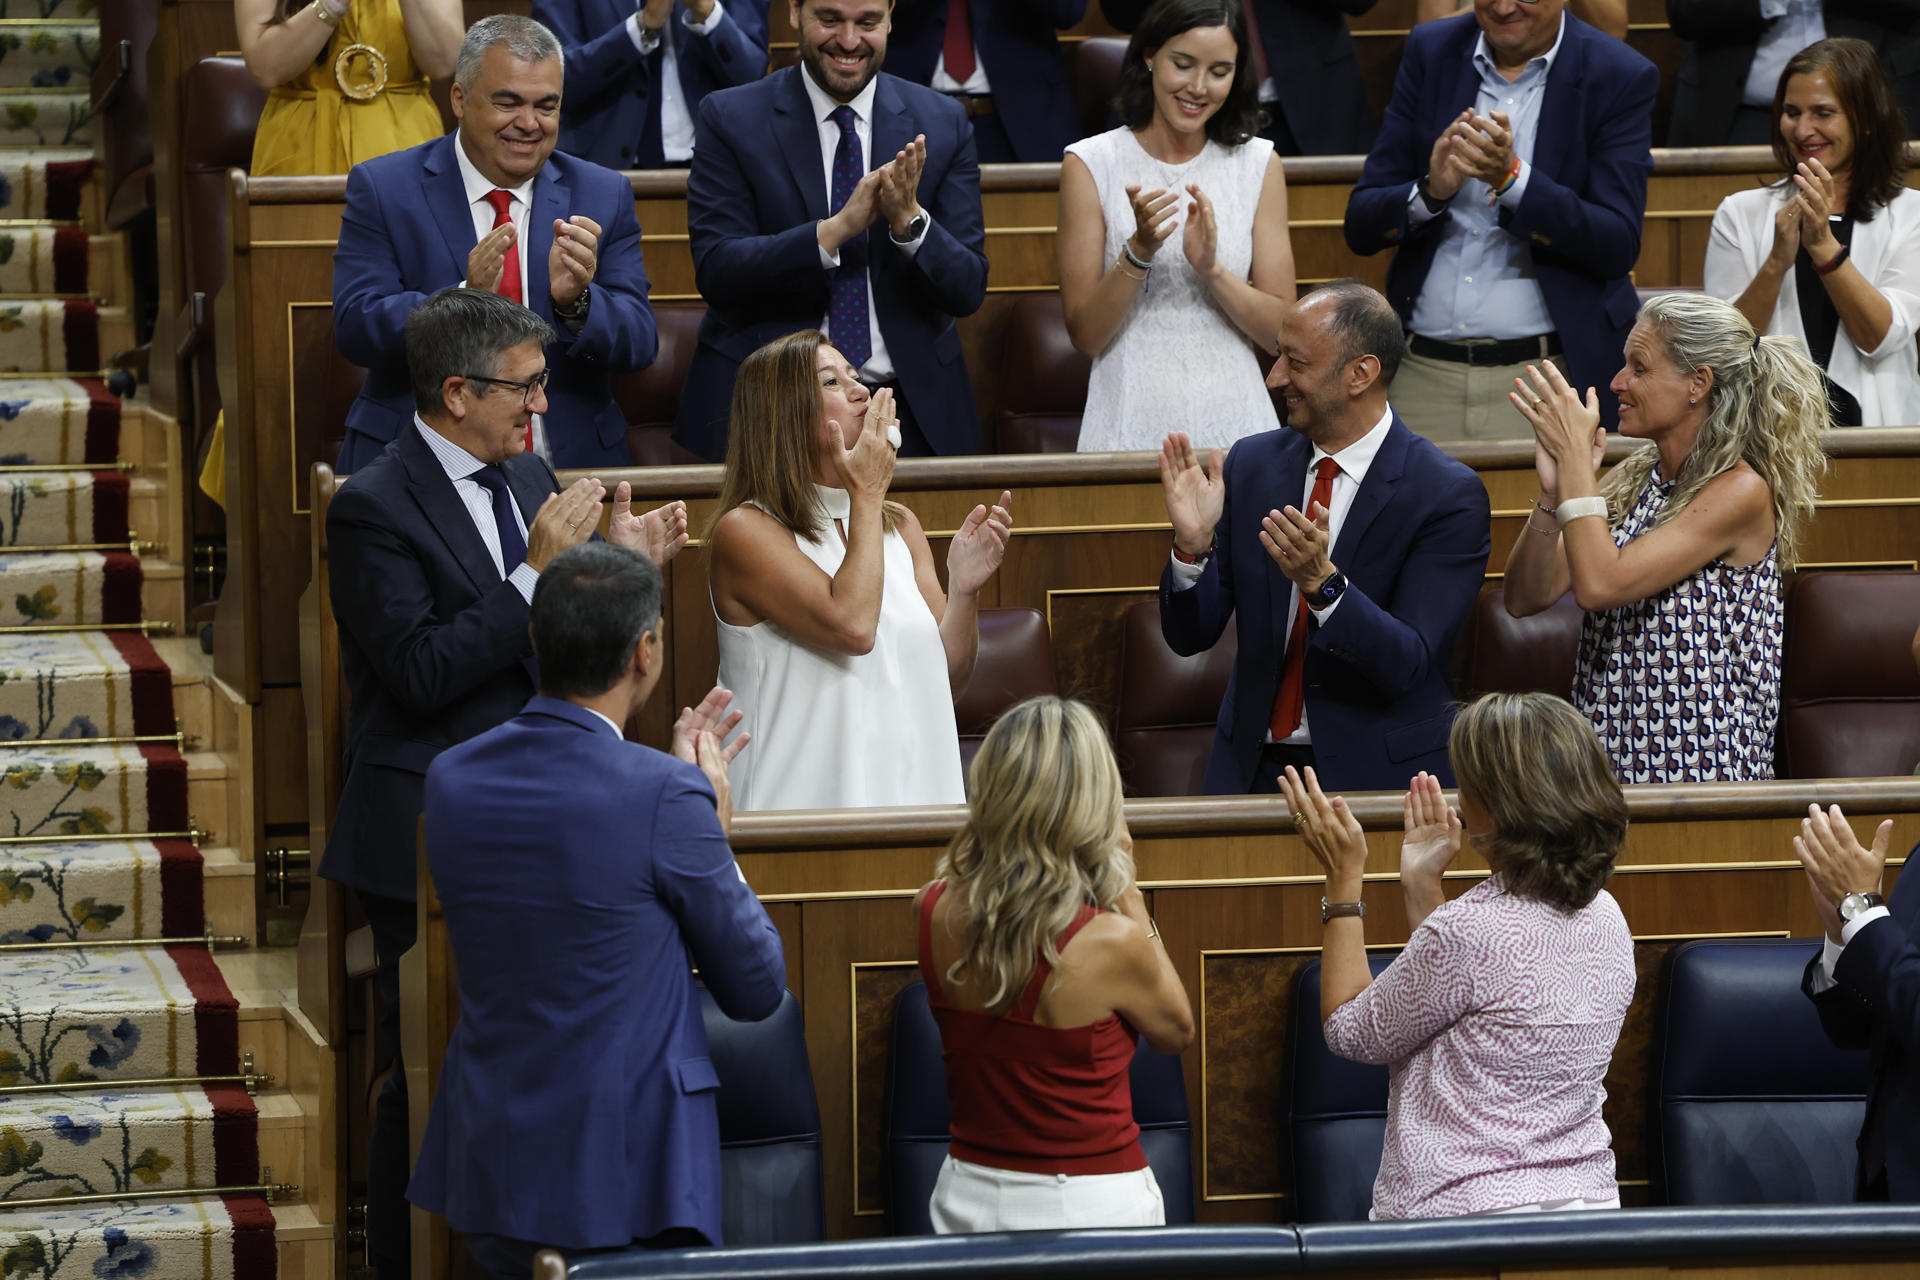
672, 686, 751, 834
523, 480, 691, 572
469, 216, 600, 309
1125, 182, 1222, 278
1427, 109, 1520, 203
821, 136, 931, 250
1158, 432, 1333, 595
1766, 156, 1850, 271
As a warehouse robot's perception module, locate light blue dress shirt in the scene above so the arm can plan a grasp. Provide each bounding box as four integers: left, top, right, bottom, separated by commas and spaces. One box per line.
1744, 0, 1826, 108
1406, 16, 1565, 343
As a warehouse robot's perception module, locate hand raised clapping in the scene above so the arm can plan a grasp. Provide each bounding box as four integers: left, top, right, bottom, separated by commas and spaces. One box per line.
1125, 183, 1180, 263
946, 489, 1013, 597
1507, 361, 1605, 496
1159, 432, 1224, 558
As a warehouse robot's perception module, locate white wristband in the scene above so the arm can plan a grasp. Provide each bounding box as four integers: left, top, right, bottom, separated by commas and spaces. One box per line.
1554, 495, 1608, 528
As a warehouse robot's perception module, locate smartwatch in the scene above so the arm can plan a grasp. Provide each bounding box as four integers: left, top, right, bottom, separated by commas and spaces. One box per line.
890, 211, 929, 244
1311, 568, 1348, 608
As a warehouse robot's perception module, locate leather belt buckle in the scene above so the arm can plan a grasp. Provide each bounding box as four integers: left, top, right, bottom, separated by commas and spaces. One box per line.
334, 42, 391, 101
952, 94, 996, 119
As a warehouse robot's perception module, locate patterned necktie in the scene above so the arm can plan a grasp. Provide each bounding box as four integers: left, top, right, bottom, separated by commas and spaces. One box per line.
943, 0, 976, 84
1270, 457, 1341, 742
467, 465, 527, 577
483, 189, 522, 305
827, 105, 873, 370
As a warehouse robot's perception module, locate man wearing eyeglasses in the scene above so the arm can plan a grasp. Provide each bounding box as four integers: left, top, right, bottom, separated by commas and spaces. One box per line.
334, 14, 660, 474
321, 284, 696, 1280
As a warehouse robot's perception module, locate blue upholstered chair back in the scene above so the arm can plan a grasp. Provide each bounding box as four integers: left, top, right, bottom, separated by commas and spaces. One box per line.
1286, 956, 1394, 1223
1656, 938, 1870, 1205
882, 980, 1196, 1234
697, 986, 827, 1244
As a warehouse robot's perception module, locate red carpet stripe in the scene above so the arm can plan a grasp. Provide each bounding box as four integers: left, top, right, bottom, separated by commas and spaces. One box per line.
88, 467, 127, 541
167, 942, 239, 1076
221, 1193, 280, 1280
100, 548, 142, 622
62, 298, 98, 372
140, 743, 188, 832
206, 1083, 262, 1185
107, 629, 175, 735
81, 378, 120, 463
154, 838, 205, 937
42, 159, 91, 222
52, 226, 87, 295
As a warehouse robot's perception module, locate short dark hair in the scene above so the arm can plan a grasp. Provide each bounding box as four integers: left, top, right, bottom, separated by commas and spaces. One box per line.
1303, 279, 1406, 386
529, 543, 663, 700
1113, 0, 1263, 148
405, 287, 556, 416
1770, 38, 1910, 222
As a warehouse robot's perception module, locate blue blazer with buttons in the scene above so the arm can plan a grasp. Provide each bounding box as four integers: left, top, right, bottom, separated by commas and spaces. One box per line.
531, 0, 770, 170
1158, 415, 1490, 794
332, 133, 659, 472
1342, 13, 1656, 432
408, 696, 787, 1249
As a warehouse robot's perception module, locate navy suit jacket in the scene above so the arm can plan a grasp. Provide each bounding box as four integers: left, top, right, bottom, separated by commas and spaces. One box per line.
1806, 845, 1920, 1201
317, 423, 555, 902
887, 0, 1087, 162
408, 696, 786, 1249
1343, 14, 1655, 432
532, 0, 770, 169
1159, 414, 1490, 794
1100, 0, 1379, 155
675, 67, 989, 460
332, 134, 659, 472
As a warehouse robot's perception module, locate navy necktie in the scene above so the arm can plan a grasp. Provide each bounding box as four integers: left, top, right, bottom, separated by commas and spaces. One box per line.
468, 465, 527, 577
827, 105, 873, 370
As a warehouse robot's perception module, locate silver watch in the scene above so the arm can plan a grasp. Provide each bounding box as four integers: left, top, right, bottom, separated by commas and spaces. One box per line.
1837, 891, 1885, 923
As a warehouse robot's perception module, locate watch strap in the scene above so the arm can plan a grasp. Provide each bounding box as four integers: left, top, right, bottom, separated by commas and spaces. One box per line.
1321, 897, 1365, 923
1839, 891, 1887, 922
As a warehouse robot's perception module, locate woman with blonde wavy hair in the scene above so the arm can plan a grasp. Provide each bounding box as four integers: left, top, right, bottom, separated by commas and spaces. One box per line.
913, 695, 1194, 1232
1502, 292, 1828, 782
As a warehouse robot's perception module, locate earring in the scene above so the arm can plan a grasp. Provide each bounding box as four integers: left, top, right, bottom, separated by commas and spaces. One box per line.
1688, 396, 1697, 405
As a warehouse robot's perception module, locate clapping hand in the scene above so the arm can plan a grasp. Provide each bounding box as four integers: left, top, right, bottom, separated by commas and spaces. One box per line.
1182, 184, 1219, 279
1279, 765, 1369, 895
468, 223, 516, 295
1449, 111, 1517, 191
1159, 432, 1225, 558
673, 685, 749, 835
1125, 183, 1180, 263
1794, 803, 1890, 921
606, 484, 689, 565
947, 489, 1013, 596
549, 216, 600, 309
525, 477, 605, 572
878, 136, 928, 238
1400, 772, 1462, 885
1260, 503, 1333, 594
1424, 110, 1475, 202
1508, 361, 1604, 495
1793, 158, 1843, 263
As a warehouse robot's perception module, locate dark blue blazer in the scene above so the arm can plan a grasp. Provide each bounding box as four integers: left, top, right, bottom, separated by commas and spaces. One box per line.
1808, 845, 1920, 1201
1100, 0, 1379, 155
675, 67, 989, 460
1159, 415, 1490, 794
318, 422, 556, 903
332, 134, 659, 472
531, 0, 770, 169
1342, 13, 1656, 432
886, 0, 1087, 163
408, 696, 787, 1249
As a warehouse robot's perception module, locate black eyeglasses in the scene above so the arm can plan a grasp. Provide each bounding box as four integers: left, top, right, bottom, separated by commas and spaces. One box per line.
463, 369, 551, 405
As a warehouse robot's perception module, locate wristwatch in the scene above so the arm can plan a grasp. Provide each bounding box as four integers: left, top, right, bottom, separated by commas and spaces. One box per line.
1838, 891, 1886, 923
890, 211, 929, 244
1415, 172, 1452, 215
1321, 897, 1366, 923
553, 285, 591, 329
1311, 568, 1348, 607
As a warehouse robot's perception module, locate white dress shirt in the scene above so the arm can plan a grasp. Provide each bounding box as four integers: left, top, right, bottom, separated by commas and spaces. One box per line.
1169, 405, 1395, 745
626, 0, 728, 162
1744, 0, 1825, 108
414, 414, 540, 605
930, 46, 990, 95
799, 64, 931, 383
451, 138, 552, 462
1817, 904, 1895, 983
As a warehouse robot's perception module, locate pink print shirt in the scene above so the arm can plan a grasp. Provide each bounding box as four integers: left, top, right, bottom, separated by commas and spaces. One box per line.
1321, 874, 1636, 1219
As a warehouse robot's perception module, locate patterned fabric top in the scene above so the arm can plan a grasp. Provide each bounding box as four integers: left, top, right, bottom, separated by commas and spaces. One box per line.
1322, 875, 1635, 1220
1571, 473, 1784, 783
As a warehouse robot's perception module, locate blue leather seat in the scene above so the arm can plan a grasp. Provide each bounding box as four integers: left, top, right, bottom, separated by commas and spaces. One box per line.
1286, 957, 1395, 1223
1656, 938, 1870, 1205
698, 985, 826, 1244
883, 980, 1196, 1234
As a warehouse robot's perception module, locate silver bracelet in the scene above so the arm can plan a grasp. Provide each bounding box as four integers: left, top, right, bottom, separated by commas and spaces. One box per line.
1554, 495, 1609, 528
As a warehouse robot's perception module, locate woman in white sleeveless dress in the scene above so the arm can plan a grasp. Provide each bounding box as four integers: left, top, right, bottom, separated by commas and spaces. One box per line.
1059, 0, 1296, 455
706, 330, 1014, 813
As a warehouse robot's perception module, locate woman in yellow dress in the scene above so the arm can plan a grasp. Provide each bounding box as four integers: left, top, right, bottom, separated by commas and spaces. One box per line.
236, 0, 463, 177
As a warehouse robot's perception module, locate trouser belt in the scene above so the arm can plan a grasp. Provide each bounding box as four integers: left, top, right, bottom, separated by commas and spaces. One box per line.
1408, 332, 1563, 366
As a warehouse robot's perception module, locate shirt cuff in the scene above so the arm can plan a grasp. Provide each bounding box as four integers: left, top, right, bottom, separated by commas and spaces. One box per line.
1407, 182, 1443, 226
1310, 593, 1341, 624
1818, 935, 1845, 984
1497, 160, 1532, 209
509, 560, 539, 605
682, 0, 724, 34
818, 242, 840, 270
1758, 0, 1789, 17
1167, 551, 1204, 590
1841, 905, 1892, 946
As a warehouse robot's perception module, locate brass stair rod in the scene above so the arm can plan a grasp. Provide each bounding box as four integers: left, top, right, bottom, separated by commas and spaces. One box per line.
0, 621, 175, 635
2, 1181, 299, 1211
0, 461, 133, 473
0, 932, 247, 953
0, 732, 192, 750
0, 1055, 272, 1096
0, 823, 205, 847
1, 539, 157, 554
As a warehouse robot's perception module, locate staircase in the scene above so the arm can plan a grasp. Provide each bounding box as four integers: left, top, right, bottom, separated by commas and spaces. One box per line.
0, 8, 328, 1279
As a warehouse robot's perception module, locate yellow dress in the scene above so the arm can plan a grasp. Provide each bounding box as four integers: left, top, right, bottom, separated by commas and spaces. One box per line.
249, 0, 443, 176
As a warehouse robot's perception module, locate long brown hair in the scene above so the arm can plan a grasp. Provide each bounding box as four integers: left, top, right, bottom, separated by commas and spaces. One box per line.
707, 330, 902, 542
1769, 37, 1910, 222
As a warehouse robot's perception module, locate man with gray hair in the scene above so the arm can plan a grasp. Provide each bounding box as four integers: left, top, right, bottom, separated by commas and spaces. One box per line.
321, 287, 694, 1280
334, 13, 660, 473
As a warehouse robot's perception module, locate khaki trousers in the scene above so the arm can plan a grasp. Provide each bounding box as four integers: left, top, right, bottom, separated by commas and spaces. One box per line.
1391, 349, 1571, 442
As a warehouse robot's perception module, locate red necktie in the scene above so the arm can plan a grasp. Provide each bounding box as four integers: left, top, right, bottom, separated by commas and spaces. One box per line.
483, 189, 523, 305
1242, 1, 1271, 85
943, 0, 976, 85
1270, 457, 1340, 742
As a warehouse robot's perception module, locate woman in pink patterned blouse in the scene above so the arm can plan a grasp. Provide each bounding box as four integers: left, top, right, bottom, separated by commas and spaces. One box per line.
1279, 692, 1636, 1220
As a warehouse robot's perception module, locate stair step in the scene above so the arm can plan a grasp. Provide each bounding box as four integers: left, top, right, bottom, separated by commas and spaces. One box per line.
0, 24, 101, 95
0, 89, 95, 149
0, 1194, 298, 1280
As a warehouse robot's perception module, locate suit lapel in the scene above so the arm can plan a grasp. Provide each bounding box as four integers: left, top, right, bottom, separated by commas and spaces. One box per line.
1437, 20, 1483, 133
1332, 417, 1410, 568
527, 160, 567, 324
423, 135, 481, 280
398, 423, 505, 597
773, 67, 830, 223
1532, 18, 1586, 186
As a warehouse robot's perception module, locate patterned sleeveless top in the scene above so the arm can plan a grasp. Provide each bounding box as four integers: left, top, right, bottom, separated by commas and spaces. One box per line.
1571, 474, 1784, 784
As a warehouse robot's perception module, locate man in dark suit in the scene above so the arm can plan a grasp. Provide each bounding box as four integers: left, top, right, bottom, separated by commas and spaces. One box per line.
410, 541, 784, 1278
322, 288, 687, 1280
1343, 2, 1655, 440
1158, 282, 1490, 795
531, 0, 771, 169
1667, 1, 1920, 147
1101, 0, 1380, 155
675, 0, 989, 460
886, 0, 1088, 163
1799, 806, 1919, 1203
333, 14, 659, 472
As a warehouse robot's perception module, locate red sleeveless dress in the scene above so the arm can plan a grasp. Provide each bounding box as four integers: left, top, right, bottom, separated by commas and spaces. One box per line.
916, 880, 1146, 1174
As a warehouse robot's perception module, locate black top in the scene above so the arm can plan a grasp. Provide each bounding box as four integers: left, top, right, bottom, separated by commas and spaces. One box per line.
1794, 214, 1863, 427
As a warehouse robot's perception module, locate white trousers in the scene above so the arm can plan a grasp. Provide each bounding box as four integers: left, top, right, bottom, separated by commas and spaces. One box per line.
928, 1155, 1166, 1233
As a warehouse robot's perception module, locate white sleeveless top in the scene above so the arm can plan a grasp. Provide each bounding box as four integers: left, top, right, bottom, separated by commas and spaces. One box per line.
1064, 127, 1282, 453
715, 486, 965, 813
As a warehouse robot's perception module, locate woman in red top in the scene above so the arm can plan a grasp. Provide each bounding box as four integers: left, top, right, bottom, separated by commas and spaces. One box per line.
914, 695, 1195, 1232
